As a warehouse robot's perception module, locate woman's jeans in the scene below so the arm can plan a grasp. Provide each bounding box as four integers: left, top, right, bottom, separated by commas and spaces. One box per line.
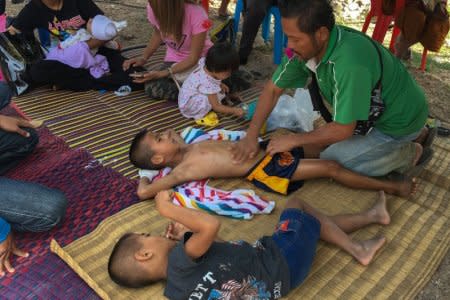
0, 177, 67, 232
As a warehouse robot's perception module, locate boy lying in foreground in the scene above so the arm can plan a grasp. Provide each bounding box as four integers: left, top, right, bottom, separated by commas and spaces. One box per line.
108, 190, 389, 299
129, 129, 417, 200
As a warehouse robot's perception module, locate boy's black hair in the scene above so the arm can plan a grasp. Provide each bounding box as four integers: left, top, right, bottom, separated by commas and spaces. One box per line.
278, 0, 335, 34
205, 42, 240, 73
108, 233, 154, 288
129, 129, 163, 170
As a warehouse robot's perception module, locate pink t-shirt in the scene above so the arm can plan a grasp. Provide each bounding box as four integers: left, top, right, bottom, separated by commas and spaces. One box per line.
146, 3, 213, 63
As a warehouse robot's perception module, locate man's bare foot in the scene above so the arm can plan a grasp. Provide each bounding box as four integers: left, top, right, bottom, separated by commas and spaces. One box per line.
368, 191, 390, 225
353, 236, 386, 266
394, 177, 418, 198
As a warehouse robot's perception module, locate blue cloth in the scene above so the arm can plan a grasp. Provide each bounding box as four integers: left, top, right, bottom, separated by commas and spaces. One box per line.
272, 208, 321, 289
320, 128, 422, 176
0, 178, 67, 232
0, 217, 11, 242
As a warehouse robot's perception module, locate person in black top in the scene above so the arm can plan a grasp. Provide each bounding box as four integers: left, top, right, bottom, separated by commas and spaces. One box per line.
8, 0, 144, 91
108, 189, 388, 299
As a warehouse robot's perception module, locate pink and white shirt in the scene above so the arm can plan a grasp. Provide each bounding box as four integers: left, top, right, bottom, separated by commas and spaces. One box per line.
146, 3, 213, 63
178, 58, 225, 120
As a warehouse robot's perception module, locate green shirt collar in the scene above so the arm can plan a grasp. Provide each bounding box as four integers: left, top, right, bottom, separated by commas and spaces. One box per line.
321, 25, 339, 63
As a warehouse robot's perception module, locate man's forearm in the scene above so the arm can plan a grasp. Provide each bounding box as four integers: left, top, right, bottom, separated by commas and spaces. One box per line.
247, 81, 283, 138
292, 121, 356, 148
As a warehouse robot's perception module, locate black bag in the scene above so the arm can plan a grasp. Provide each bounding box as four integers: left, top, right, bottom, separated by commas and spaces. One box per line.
0, 31, 44, 95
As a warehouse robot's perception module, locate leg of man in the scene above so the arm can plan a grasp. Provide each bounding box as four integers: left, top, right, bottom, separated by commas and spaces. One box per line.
0, 81, 12, 110
0, 178, 67, 232
0, 128, 38, 175
319, 128, 421, 177
30, 60, 95, 91
238, 0, 273, 64
290, 159, 417, 197
284, 197, 386, 266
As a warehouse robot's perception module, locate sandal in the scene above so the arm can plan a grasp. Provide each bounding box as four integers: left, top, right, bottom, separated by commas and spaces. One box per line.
195, 111, 219, 126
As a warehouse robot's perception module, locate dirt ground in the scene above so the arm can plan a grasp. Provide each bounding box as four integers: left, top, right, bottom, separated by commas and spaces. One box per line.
5, 0, 449, 298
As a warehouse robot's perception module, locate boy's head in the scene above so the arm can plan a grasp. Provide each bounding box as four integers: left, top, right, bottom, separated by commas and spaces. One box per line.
88, 15, 118, 41
205, 42, 239, 80
129, 128, 184, 170
108, 232, 172, 288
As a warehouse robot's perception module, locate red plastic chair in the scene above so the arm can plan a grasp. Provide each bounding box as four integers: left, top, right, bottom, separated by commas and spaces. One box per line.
362, 0, 428, 71
201, 0, 209, 13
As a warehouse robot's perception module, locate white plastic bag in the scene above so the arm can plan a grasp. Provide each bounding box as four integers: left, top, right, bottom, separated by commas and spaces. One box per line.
267, 88, 319, 132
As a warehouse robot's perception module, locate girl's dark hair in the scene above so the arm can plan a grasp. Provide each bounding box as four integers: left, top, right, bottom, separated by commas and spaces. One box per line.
278, 0, 335, 34
205, 42, 240, 73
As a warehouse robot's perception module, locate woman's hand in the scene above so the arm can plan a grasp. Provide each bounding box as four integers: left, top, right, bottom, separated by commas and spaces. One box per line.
130, 70, 168, 83
0, 115, 34, 137
122, 57, 147, 71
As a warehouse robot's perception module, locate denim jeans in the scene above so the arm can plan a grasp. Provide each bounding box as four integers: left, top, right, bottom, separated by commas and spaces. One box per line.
320, 128, 421, 177
0, 127, 39, 175
0, 177, 67, 232
0, 81, 12, 110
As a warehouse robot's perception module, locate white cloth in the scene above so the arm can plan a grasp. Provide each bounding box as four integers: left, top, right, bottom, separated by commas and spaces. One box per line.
178, 58, 226, 120
91, 15, 117, 41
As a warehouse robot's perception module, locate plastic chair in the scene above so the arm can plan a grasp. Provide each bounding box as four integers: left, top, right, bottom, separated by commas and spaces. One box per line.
233, 0, 286, 64
362, 0, 428, 70
201, 0, 209, 13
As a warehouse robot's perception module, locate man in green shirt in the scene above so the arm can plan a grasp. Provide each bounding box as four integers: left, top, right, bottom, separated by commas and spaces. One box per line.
232, 0, 429, 177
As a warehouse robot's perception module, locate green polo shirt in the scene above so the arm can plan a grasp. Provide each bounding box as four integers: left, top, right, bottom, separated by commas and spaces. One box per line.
272, 25, 428, 137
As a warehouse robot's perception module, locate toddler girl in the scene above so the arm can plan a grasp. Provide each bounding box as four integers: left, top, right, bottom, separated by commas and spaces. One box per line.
178, 43, 245, 124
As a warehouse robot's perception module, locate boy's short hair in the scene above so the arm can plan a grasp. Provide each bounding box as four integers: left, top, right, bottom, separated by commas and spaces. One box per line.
205, 42, 240, 73
129, 129, 162, 170
108, 233, 153, 288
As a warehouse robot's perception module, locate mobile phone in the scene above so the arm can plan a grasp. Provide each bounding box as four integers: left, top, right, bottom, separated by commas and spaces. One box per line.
130, 71, 147, 78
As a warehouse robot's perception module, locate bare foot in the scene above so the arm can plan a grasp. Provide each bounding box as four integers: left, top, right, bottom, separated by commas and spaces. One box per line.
353, 236, 386, 266
368, 191, 390, 225
395, 177, 418, 198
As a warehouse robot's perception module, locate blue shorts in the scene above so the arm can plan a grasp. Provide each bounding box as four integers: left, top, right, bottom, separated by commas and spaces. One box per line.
271, 208, 321, 289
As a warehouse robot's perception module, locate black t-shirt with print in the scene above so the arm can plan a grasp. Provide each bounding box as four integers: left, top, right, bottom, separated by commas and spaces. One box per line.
164, 233, 290, 300
12, 0, 102, 33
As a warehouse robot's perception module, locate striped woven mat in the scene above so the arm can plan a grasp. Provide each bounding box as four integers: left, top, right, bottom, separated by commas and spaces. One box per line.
13, 48, 450, 299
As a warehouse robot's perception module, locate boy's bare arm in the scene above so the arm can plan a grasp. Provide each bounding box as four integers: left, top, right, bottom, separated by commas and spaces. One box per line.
155, 191, 221, 259
137, 172, 186, 200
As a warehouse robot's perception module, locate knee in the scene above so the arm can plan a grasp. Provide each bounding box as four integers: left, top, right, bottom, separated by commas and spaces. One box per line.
35, 189, 68, 232
324, 160, 342, 178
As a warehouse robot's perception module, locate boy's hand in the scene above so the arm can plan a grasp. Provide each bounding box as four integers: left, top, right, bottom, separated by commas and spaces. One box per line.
164, 222, 190, 241
0, 233, 29, 277
155, 190, 175, 214
220, 83, 230, 94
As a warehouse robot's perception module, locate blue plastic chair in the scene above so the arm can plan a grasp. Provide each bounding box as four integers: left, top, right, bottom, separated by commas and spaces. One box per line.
233, 0, 287, 64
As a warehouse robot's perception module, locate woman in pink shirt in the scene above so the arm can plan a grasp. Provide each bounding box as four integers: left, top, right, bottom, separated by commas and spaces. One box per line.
123, 0, 213, 101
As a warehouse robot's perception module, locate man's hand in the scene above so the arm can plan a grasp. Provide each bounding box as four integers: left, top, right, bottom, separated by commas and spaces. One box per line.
164, 221, 190, 241
155, 190, 175, 214
230, 136, 260, 164
122, 57, 147, 71
267, 134, 298, 156
0, 115, 34, 137
0, 233, 29, 277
